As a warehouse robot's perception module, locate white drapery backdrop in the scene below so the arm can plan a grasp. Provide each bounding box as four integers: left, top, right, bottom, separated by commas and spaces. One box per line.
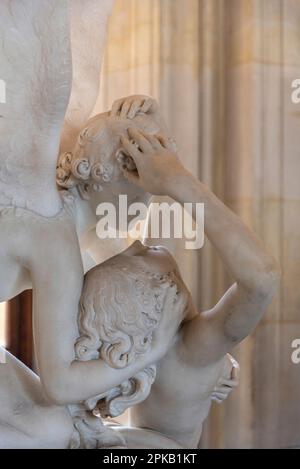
94, 0, 300, 449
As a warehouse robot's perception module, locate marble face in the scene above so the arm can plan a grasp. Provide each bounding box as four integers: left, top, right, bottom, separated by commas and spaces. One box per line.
120, 240, 184, 277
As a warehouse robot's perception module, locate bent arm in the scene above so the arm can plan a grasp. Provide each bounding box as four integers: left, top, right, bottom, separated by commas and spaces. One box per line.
169, 171, 280, 363
118, 129, 280, 363
30, 223, 144, 404
30, 222, 176, 405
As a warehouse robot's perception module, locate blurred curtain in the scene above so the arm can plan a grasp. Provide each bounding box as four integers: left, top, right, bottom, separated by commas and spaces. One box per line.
95, 0, 300, 448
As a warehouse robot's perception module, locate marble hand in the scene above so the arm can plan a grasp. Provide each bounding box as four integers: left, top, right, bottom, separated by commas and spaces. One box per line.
120, 127, 183, 195
110, 95, 159, 119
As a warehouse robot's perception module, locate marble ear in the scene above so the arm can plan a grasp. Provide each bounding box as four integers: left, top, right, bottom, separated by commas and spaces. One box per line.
115, 148, 137, 172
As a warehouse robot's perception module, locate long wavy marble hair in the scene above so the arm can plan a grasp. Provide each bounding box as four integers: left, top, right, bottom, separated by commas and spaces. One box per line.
71, 255, 178, 448
75, 255, 177, 367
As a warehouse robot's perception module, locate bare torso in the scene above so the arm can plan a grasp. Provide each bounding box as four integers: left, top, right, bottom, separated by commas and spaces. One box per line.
131, 338, 227, 449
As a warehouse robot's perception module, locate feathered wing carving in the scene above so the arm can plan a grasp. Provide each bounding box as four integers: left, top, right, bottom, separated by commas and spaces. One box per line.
60, 0, 115, 155
0, 0, 114, 216
0, 1, 72, 214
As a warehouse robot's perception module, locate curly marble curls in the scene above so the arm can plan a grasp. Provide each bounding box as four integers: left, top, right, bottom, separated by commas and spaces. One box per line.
56, 150, 114, 200
56, 116, 117, 199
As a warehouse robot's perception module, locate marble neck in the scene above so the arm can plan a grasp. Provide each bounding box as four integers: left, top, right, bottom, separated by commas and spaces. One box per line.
70, 188, 98, 243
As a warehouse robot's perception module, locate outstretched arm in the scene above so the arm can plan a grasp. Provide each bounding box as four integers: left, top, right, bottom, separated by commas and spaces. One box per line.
120, 128, 281, 364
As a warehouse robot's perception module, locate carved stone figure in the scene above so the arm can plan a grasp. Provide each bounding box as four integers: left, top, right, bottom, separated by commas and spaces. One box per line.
0, 247, 239, 449
0, 1, 176, 414
0, 0, 280, 449
56, 103, 170, 266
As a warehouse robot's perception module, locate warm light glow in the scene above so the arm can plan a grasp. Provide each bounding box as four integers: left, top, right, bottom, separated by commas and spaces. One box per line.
0, 302, 7, 347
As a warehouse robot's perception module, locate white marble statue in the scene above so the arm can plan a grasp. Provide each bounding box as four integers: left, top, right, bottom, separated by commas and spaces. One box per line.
0, 1, 176, 410
0, 248, 239, 448
0, 0, 280, 449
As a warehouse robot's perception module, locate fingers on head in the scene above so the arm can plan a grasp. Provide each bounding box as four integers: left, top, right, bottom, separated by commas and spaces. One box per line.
147, 134, 164, 151
111, 97, 134, 117
127, 100, 142, 119
120, 100, 132, 119
128, 128, 165, 153
128, 128, 153, 153
111, 99, 123, 117
136, 130, 163, 151
155, 133, 175, 151
128, 96, 156, 117
111, 96, 156, 118
121, 136, 142, 160
141, 97, 153, 113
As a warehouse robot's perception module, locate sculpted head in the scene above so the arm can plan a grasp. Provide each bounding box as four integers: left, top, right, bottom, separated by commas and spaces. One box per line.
75, 242, 189, 366
75, 241, 191, 418
56, 111, 164, 202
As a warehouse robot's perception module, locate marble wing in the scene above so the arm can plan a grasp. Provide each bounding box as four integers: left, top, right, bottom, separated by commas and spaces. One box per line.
0, 0, 114, 216
0, 1, 72, 215
60, 0, 115, 155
